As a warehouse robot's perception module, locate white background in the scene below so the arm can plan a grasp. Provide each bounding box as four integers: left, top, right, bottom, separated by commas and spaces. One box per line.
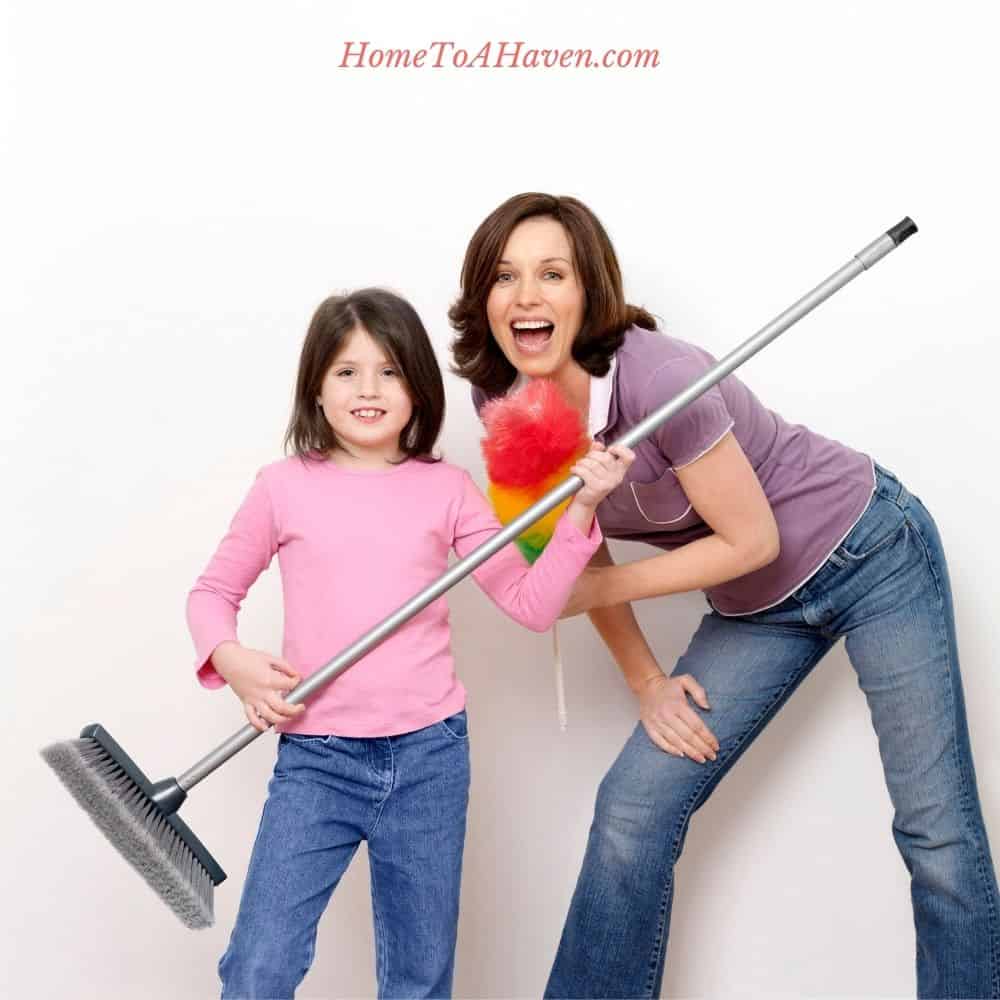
3, 2, 998, 997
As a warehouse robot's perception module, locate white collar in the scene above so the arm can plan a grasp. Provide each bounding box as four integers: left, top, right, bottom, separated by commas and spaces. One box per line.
510, 353, 617, 438
588, 353, 616, 437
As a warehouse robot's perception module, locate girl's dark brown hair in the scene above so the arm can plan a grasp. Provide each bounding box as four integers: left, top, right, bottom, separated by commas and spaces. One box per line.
449, 192, 657, 396
285, 288, 444, 463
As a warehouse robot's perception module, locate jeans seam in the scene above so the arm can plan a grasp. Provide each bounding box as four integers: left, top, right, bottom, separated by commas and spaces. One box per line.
368, 738, 397, 994
301, 927, 318, 988
364, 738, 387, 791
371, 851, 388, 992
644, 885, 671, 997
368, 738, 396, 841
907, 512, 1000, 995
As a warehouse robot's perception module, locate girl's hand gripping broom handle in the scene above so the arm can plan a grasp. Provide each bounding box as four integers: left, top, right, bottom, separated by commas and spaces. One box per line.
172, 218, 917, 798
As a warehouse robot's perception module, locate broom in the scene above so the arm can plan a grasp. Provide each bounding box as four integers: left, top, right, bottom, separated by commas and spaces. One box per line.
40, 217, 918, 930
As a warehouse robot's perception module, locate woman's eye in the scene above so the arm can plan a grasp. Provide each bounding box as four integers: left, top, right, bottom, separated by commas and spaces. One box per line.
336, 369, 354, 377
381, 368, 397, 378
495, 272, 514, 283
543, 270, 562, 280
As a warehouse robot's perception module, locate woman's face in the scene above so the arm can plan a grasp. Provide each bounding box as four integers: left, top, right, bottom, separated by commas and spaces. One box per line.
486, 216, 586, 380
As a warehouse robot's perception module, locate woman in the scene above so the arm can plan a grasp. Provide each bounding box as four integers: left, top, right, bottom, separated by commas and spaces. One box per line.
449, 192, 1000, 999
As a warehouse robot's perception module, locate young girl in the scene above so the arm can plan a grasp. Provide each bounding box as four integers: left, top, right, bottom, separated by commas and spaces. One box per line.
186, 287, 632, 1000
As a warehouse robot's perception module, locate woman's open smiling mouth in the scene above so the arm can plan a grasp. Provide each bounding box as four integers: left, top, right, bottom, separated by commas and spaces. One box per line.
512, 319, 554, 354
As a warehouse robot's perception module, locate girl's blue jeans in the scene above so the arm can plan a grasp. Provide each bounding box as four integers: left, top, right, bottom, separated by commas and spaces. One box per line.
219, 710, 470, 999
546, 466, 1000, 999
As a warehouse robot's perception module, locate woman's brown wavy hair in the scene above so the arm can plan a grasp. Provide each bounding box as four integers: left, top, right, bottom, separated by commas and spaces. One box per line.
449, 193, 656, 396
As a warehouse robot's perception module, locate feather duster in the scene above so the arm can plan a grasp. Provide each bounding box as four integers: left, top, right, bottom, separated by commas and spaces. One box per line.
480, 379, 590, 729
481, 379, 590, 562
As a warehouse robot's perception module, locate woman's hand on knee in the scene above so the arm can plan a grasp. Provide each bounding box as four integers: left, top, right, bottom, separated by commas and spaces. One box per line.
638, 673, 719, 763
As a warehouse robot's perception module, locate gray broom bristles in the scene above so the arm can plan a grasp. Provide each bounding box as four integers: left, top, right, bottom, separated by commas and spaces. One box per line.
41, 737, 215, 929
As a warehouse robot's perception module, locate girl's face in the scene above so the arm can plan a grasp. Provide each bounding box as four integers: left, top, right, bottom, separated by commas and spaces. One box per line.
318, 326, 414, 466
486, 216, 586, 381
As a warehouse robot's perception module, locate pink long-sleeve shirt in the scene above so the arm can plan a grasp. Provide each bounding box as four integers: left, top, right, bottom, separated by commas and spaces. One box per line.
186, 454, 601, 736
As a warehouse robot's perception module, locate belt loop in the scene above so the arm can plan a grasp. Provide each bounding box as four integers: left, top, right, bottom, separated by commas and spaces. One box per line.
876, 463, 907, 506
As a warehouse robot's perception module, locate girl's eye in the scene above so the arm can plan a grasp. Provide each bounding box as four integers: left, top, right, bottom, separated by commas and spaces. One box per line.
336, 368, 354, 377
543, 270, 562, 280
381, 368, 397, 378
495, 272, 514, 284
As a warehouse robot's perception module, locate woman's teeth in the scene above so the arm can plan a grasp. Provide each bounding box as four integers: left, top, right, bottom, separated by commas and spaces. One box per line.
512, 321, 554, 353
352, 409, 385, 421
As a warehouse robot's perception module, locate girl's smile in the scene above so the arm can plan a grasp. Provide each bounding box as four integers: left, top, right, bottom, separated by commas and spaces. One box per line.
317, 326, 413, 467
351, 407, 387, 422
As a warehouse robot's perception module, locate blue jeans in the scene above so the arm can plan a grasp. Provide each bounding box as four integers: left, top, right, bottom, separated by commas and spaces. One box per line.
219, 710, 471, 999
547, 467, 1000, 999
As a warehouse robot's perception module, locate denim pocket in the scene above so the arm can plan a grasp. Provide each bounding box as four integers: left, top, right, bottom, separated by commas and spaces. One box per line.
831, 496, 907, 564
280, 733, 333, 746
437, 710, 469, 740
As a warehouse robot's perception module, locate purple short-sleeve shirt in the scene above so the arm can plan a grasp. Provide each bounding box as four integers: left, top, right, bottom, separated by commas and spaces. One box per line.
472, 326, 875, 615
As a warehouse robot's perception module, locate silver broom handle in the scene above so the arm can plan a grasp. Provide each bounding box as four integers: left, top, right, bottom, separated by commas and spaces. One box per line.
178, 217, 917, 792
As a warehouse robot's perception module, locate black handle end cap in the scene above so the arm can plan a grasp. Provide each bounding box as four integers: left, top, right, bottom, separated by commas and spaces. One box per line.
888, 217, 918, 245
